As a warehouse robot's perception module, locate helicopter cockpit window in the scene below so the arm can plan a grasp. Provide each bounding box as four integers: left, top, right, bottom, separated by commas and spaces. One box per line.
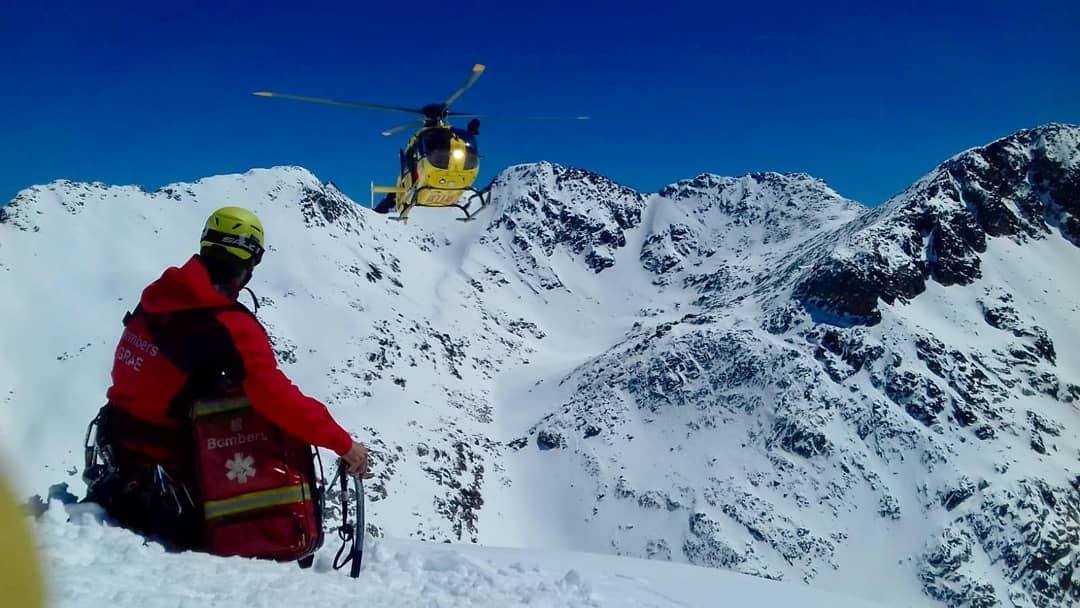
420, 129, 453, 169
453, 128, 479, 170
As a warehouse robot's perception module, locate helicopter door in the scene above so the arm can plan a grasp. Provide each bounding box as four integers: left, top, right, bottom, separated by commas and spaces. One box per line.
401, 145, 420, 183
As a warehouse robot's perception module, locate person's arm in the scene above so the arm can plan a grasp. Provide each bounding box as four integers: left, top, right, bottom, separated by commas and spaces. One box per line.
216, 310, 354, 456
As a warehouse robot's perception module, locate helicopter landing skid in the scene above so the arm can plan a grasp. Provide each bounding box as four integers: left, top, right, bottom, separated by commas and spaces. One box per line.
454, 187, 492, 222
389, 208, 414, 223
391, 186, 491, 223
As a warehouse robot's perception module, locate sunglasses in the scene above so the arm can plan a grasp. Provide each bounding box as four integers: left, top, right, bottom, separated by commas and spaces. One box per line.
203, 229, 265, 266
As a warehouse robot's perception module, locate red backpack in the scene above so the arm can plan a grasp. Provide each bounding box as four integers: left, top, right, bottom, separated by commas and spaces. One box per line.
85, 396, 365, 574
190, 395, 323, 561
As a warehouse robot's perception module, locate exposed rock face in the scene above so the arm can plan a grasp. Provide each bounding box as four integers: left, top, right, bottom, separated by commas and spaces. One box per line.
795, 124, 1080, 325
485, 162, 646, 286
922, 480, 1079, 608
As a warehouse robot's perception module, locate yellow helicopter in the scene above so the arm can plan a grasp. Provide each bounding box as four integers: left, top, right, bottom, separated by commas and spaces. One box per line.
253, 64, 588, 222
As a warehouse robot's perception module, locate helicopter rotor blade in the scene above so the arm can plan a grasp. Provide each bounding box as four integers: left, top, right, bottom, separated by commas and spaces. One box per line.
448, 113, 592, 121
253, 91, 423, 115
381, 120, 426, 137
442, 64, 486, 109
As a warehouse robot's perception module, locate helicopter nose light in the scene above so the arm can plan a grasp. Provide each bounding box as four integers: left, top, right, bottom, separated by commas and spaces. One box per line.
452, 148, 466, 161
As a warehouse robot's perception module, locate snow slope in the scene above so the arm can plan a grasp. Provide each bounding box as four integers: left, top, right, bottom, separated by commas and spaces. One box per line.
2, 124, 1078, 608
33, 500, 887, 607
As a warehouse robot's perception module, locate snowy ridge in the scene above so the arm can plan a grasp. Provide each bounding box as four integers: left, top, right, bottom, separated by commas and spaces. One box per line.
35, 500, 884, 607
795, 123, 1080, 324
2, 123, 1078, 607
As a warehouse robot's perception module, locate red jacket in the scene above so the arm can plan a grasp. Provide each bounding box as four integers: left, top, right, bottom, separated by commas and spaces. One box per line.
105, 255, 353, 461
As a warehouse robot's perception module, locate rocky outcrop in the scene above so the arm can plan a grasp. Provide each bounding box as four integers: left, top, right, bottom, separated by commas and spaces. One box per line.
796, 124, 1080, 325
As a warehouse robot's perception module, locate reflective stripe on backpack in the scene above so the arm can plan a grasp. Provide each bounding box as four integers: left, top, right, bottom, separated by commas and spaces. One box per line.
203, 482, 312, 520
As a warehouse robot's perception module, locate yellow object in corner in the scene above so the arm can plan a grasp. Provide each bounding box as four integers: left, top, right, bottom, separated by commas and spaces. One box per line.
0, 476, 45, 607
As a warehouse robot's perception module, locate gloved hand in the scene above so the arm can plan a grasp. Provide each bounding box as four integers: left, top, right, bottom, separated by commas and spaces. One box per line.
341, 441, 372, 479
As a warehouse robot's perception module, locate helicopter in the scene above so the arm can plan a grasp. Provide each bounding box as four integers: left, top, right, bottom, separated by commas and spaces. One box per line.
253, 64, 588, 222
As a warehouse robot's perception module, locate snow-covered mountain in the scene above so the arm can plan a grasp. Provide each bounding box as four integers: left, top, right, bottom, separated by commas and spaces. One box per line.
2, 124, 1077, 608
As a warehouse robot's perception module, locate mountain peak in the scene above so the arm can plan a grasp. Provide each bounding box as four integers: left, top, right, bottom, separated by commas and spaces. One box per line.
0, 165, 359, 236
658, 171, 838, 199
796, 122, 1080, 325
484, 162, 647, 282
490, 161, 639, 196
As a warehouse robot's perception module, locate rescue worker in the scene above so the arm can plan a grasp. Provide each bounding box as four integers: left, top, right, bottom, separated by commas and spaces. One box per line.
86, 206, 369, 548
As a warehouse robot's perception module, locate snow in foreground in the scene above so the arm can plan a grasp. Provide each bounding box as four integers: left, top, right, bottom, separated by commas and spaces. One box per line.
35, 501, 890, 608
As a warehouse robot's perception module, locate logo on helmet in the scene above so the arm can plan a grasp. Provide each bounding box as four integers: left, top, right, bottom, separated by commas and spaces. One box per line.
217, 234, 260, 253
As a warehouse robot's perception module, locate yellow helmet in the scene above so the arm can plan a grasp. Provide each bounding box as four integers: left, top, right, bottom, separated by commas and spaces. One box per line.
200, 207, 265, 265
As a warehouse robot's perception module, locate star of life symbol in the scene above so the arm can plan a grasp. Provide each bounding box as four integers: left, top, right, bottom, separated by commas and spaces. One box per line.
230, 417, 243, 432
225, 452, 256, 484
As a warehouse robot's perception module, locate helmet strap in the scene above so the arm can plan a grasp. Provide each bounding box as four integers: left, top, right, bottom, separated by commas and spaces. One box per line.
215, 266, 252, 300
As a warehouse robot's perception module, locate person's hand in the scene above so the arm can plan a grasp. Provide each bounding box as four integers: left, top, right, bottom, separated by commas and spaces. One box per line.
341, 441, 372, 479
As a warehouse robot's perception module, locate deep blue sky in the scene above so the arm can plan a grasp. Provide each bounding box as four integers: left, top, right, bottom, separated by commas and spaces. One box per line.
3, 1, 1078, 207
